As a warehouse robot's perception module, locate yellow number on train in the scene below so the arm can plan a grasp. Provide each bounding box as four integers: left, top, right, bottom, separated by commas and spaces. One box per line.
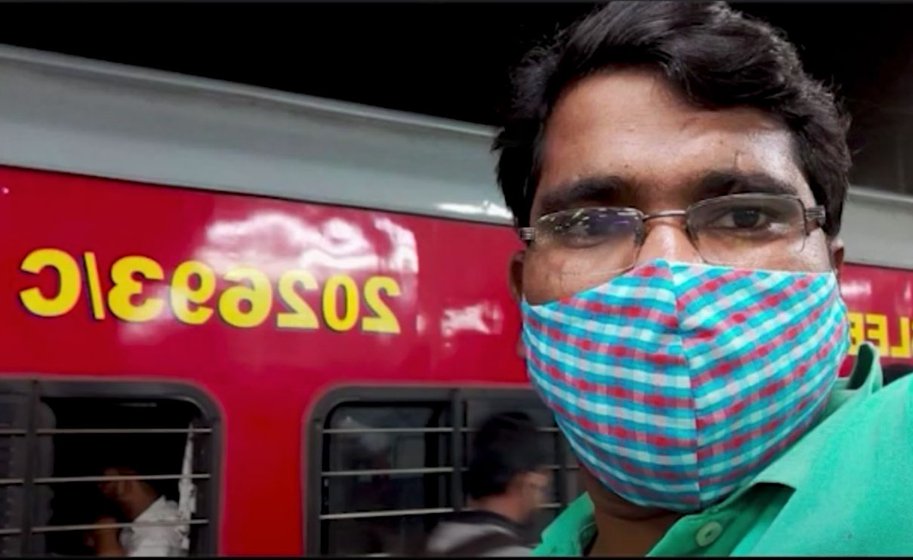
323, 275, 359, 332
219, 267, 272, 328
19, 248, 82, 317
362, 276, 401, 334
171, 261, 216, 325
108, 256, 165, 322
277, 270, 320, 329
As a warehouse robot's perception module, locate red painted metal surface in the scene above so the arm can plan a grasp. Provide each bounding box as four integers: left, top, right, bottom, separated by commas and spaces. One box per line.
841, 262, 913, 368
0, 166, 526, 555
1, 165, 911, 554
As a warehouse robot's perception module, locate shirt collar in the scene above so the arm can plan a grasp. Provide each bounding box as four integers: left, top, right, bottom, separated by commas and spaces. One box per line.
134, 495, 169, 523
720, 342, 883, 501
536, 493, 596, 556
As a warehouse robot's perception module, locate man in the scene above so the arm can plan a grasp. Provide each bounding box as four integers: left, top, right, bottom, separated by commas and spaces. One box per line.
493, 1, 913, 555
88, 463, 187, 557
423, 412, 550, 556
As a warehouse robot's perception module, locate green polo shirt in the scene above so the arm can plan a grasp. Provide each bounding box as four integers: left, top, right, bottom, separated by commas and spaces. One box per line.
535, 342, 913, 556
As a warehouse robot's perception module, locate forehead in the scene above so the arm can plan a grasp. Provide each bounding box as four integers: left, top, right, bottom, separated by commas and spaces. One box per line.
533, 68, 811, 217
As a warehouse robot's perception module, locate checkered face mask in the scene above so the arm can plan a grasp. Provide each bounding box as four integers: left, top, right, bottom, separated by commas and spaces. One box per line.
521, 259, 849, 512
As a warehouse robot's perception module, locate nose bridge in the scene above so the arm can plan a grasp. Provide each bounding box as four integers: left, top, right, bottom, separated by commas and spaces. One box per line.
636, 215, 703, 265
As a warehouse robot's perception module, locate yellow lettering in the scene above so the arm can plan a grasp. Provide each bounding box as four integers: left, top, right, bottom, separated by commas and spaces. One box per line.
108, 256, 165, 322
362, 276, 402, 334
19, 248, 81, 317
277, 270, 319, 329
865, 313, 890, 356
218, 267, 272, 328
848, 312, 865, 355
170, 261, 216, 325
890, 316, 912, 359
323, 275, 359, 332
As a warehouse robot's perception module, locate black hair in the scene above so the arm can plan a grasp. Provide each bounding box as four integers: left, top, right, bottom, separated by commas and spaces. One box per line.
464, 411, 549, 500
494, 1, 851, 236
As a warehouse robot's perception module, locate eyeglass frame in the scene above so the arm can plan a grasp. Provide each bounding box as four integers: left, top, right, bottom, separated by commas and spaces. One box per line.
518, 193, 827, 254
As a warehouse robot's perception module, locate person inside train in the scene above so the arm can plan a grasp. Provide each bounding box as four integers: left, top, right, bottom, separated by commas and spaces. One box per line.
87, 459, 186, 557
422, 412, 550, 556
494, 1, 913, 555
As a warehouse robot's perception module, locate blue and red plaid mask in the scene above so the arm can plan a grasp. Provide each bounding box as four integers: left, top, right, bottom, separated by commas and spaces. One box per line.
521, 259, 849, 512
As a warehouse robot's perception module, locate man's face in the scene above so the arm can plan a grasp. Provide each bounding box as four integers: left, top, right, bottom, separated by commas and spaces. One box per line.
515, 68, 842, 304
517, 470, 551, 520
98, 467, 121, 501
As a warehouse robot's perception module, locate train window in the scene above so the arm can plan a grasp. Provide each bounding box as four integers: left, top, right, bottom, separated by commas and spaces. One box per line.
849, 110, 913, 196
0, 380, 219, 557
307, 388, 581, 557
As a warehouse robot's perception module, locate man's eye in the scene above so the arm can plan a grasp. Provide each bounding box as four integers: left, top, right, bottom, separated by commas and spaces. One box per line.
567, 220, 592, 236
731, 208, 765, 228
537, 209, 640, 249
713, 207, 774, 229
554, 219, 602, 247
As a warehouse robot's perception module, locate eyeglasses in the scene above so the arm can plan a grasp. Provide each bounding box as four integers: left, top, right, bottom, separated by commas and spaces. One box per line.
519, 194, 826, 274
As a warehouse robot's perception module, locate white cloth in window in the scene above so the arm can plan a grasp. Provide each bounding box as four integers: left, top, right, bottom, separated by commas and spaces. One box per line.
119, 496, 188, 557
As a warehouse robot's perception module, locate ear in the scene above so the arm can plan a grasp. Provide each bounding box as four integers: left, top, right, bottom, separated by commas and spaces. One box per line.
509, 251, 526, 359
829, 237, 845, 278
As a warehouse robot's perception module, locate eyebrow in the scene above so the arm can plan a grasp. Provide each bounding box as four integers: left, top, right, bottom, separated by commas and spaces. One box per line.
534, 170, 801, 218
536, 175, 633, 218
696, 170, 800, 198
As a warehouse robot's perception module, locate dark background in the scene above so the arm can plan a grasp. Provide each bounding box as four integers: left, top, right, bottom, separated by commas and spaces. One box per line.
3, 2, 912, 192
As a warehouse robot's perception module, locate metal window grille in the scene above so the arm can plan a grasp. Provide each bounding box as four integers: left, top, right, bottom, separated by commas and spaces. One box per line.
0, 380, 219, 557
308, 388, 582, 557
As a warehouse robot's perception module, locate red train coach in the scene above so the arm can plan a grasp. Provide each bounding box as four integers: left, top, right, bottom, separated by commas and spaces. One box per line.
0, 46, 911, 557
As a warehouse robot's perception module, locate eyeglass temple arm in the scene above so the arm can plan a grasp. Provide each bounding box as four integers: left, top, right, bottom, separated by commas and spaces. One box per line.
805, 206, 826, 232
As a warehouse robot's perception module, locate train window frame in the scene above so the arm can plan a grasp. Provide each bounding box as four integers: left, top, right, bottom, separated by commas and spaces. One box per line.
304, 386, 580, 557
0, 378, 222, 557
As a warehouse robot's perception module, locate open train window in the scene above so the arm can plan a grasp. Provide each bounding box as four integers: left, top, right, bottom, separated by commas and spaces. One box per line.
306, 388, 581, 557
0, 380, 220, 557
